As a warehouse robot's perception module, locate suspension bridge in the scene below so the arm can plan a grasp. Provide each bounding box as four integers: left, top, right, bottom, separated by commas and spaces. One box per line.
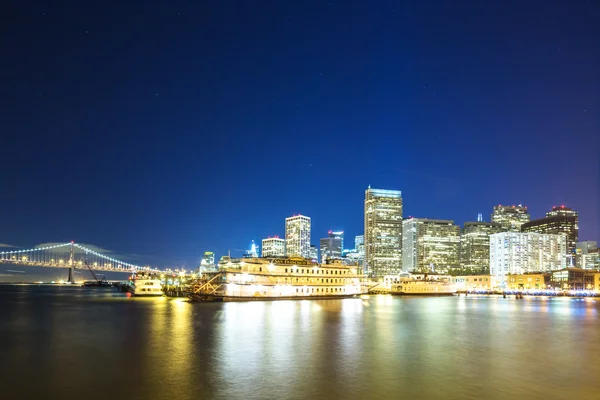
0, 241, 157, 282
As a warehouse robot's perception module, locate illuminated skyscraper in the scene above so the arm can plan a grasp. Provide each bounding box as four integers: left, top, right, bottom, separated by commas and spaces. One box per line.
320, 230, 344, 262
309, 245, 318, 261
355, 235, 364, 255
522, 205, 578, 261
364, 188, 403, 277
490, 232, 567, 284
285, 214, 311, 258
460, 222, 503, 273
576, 241, 600, 270
261, 237, 285, 257
491, 205, 530, 232
402, 218, 460, 273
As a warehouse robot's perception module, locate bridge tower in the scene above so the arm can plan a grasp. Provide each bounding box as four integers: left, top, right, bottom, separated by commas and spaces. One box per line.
67, 242, 75, 283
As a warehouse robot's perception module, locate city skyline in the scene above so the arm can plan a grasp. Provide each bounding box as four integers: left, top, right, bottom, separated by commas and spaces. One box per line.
1, 1, 598, 267
0, 197, 596, 268
2, 3, 600, 399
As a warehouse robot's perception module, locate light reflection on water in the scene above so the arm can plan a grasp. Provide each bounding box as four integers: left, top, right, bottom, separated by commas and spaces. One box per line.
0, 286, 599, 400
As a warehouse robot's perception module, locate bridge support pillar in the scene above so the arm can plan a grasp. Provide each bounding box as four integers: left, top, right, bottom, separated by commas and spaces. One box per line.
67, 243, 75, 284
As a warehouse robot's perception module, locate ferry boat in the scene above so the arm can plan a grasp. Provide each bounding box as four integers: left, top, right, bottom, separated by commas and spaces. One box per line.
190, 256, 366, 301
129, 273, 163, 297
391, 274, 456, 296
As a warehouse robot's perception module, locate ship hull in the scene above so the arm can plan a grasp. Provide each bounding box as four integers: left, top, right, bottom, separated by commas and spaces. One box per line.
189, 293, 359, 302
391, 292, 455, 296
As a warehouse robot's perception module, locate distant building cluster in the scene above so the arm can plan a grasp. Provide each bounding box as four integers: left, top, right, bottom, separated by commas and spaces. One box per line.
199, 186, 595, 288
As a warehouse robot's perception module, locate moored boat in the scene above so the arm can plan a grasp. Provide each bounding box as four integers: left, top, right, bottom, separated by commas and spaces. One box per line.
129, 273, 163, 297
82, 279, 112, 288
190, 256, 366, 301
391, 274, 456, 296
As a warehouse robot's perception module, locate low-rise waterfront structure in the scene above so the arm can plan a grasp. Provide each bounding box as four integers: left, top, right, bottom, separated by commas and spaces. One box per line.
453, 275, 496, 291
591, 272, 600, 292
550, 268, 589, 291
506, 273, 549, 290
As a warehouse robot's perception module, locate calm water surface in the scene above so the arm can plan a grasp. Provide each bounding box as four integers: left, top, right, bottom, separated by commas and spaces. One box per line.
0, 286, 598, 400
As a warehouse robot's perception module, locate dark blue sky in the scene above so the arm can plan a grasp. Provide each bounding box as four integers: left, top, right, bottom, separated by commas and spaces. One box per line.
1, 1, 598, 267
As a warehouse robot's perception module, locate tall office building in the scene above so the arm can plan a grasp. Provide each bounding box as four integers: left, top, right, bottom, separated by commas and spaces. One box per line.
331, 231, 344, 252
402, 218, 460, 273
577, 241, 597, 254
460, 222, 503, 273
576, 241, 599, 270
522, 205, 578, 260
490, 232, 567, 284
285, 215, 311, 258
320, 230, 344, 262
355, 235, 364, 255
261, 237, 285, 257
309, 245, 318, 261
491, 205, 530, 232
364, 188, 403, 278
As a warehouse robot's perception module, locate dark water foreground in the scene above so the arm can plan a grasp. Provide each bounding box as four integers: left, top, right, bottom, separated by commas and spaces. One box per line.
0, 286, 598, 400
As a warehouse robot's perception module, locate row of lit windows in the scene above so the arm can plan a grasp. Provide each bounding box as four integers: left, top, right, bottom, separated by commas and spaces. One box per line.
397, 286, 439, 291
295, 287, 347, 294
509, 277, 542, 282
284, 277, 353, 284
285, 267, 349, 275
251, 267, 351, 275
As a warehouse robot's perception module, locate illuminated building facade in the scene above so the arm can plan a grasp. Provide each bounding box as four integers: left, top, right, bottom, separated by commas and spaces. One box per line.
576, 241, 599, 270
491, 205, 530, 232
592, 272, 600, 292
364, 188, 403, 278
521, 205, 578, 262
402, 218, 460, 273
549, 268, 598, 291
285, 215, 311, 258
355, 235, 364, 255
320, 230, 344, 262
506, 273, 548, 290
453, 275, 496, 291
261, 237, 285, 257
460, 222, 503, 273
309, 245, 318, 261
202, 251, 215, 266
489, 232, 567, 285
200, 251, 216, 272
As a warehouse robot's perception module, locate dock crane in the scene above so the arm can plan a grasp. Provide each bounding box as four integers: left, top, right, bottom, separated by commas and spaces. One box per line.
81, 258, 112, 287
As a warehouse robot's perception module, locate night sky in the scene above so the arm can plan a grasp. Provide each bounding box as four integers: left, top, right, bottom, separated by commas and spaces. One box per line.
1, 1, 598, 268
